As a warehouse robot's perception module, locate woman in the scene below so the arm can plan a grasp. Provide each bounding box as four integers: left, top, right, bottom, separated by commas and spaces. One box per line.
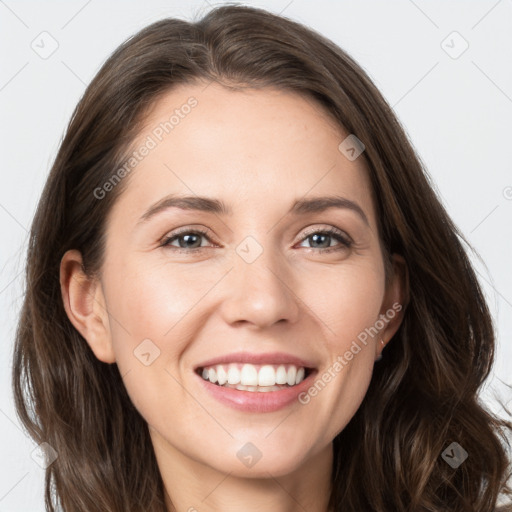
12, 4, 512, 511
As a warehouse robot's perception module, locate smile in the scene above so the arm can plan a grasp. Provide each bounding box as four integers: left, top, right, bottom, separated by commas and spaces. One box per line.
196, 363, 312, 391
194, 363, 318, 413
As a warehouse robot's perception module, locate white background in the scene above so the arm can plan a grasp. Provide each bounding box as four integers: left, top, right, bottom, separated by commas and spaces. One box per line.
1, 1, 511, 509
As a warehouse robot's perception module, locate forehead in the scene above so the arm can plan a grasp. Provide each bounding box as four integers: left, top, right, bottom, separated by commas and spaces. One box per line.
109, 82, 376, 230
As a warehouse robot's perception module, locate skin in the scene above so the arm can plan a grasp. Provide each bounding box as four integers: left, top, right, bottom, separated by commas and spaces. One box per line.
60, 81, 407, 512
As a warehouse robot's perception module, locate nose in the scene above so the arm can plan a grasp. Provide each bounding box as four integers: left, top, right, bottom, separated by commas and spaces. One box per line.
218, 241, 301, 329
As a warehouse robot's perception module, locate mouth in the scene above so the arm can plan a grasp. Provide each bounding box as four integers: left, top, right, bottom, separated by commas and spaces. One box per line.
194, 363, 316, 393
193, 355, 319, 413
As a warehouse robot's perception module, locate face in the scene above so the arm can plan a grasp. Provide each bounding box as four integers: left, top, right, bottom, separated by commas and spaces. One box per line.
62, 81, 405, 479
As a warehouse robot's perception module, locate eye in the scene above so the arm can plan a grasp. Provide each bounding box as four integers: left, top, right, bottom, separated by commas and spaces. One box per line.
297, 227, 352, 253
160, 228, 213, 253
160, 226, 352, 255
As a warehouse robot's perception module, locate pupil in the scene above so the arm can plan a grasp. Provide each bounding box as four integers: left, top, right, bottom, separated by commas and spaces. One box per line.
181, 234, 200, 248
311, 233, 328, 248
180, 233, 331, 250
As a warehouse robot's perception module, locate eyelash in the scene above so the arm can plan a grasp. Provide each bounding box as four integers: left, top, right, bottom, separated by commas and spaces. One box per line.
160, 226, 352, 254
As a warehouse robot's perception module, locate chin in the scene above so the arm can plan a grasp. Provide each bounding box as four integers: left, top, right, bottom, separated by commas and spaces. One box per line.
205, 442, 310, 479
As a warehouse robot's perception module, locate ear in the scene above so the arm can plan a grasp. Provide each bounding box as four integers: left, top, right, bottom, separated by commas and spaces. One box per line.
376, 253, 409, 359
59, 249, 116, 363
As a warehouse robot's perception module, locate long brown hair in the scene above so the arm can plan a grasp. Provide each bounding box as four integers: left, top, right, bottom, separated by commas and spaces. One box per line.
12, 4, 512, 511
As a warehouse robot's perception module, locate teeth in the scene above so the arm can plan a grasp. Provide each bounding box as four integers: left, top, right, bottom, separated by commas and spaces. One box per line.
227, 365, 241, 385
287, 366, 296, 386
199, 362, 308, 388
240, 364, 258, 386
208, 367, 217, 384
258, 365, 275, 386
276, 365, 288, 384
230, 383, 288, 392
216, 365, 228, 385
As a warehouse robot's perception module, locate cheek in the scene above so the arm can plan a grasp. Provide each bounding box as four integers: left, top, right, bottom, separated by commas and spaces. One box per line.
101, 261, 194, 400
296, 259, 383, 434
103, 258, 228, 404
106, 258, 207, 345
304, 258, 385, 345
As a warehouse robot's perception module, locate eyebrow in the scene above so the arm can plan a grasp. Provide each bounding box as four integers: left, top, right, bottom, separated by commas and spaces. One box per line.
137, 194, 369, 226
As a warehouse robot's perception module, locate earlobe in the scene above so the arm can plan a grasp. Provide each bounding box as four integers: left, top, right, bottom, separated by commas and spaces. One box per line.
59, 249, 116, 364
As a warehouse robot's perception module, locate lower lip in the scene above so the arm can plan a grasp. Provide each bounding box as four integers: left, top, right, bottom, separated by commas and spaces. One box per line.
195, 370, 317, 413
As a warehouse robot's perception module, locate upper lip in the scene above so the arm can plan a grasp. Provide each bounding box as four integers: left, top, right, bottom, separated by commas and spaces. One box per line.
194, 351, 317, 370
